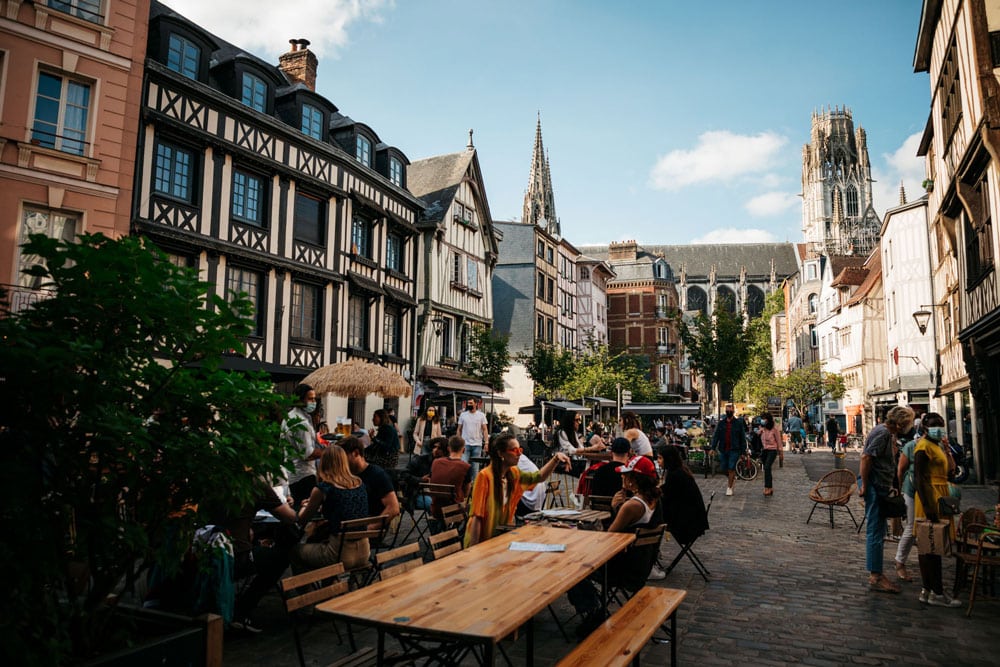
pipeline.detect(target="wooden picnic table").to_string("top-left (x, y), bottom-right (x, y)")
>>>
top-left (316, 524), bottom-right (635, 665)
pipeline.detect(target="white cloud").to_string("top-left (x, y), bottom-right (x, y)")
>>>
top-left (689, 228), bottom-right (778, 244)
top-left (649, 131), bottom-right (788, 190)
top-left (871, 131), bottom-right (925, 217)
top-left (745, 191), bottom-right (800, 217)
top-left (161, 0), bottom-right (391, 58)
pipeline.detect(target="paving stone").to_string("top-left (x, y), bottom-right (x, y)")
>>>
top-left (223, 451), bottom-right (999, 665)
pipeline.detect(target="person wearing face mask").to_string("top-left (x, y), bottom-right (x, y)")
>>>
top-left (711, 403), bottom-right (746, 496)
top-left (912, 412), bottom-right (962, 607)
top-left (758, 413), bottom-right (783, 496)
top-left (281, 383), bottom-right (321, 510)
top-left (892, 422), bottom-right (920, 583)
top-left (412, 406), bottom-right (442, 455)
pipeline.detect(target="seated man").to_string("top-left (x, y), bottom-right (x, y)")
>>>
top-left (341, 435), bottom-right (400, 524)
top-left (516, 452), bottom-right (547, 516)
top-left (428, 435), bottom-right (472, 527)
top-left (588, 437), bottom-right (632, 498)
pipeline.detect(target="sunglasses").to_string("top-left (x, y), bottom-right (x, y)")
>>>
top-left (508, 445), bottom-right (523, 454)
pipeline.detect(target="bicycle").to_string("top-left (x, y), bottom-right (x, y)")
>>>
top-left (735, 446), bottom-right (760, 481)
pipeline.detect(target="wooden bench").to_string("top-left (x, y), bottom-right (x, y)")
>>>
top-left (556, 587), bottom-right (687, 667)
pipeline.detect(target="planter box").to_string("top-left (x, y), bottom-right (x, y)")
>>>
top-left (82, 607), bottom-right (222, 667)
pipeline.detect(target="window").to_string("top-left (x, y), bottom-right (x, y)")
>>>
top-left (466, 259), bottom-right (478, 291)
top-left (290, 282), bottom-right (321, 342)
top-left (301, 104), bottom-right (323, 140)
top-left (580, 267), bottom-right (589, 280)
top-left (385, 232), bottom-right (402, 272)
top-left (452, 253), bottom-right (462, 284)
top-left (809, 324), bottom-right (817, 348)
top-left (964, 170), bottom-right (994, 284)
top-left (441, 318), bottom-right (453, 358)
top-left (166, 34), bottom-right (200, 79)
top-left (537, 240), bottom-right (545, 258)
top-left (347, 294), bottom-right (368, 350)
top-left (350, 214), bottom-right (372, 258)
top-left (32, 72), bottom-right (90, 155)
top-left (546, 246), bottom-right (554, 264)
top-left (294, 192), bottom-right (324, 246)
top-left (546, 278), bottom-right (554, 304)
top-left (48, 0), bottom-right (102, 23)
top-left (17, 207), bottom-right (78, 288)
top-left (807, 293), bottom-right (818, 315)
top-left (537, 272), bottom-right (545, 298)
top-left (546, 318), bottom-right (554, 343)
top-left (940, 37), bottom-right (963, 143)
top-left (227, 266), bottom-right (263, 336)
top-left (460, 324), bottom-right (470, 363)
top-left (231, 169), bottom-right (264, 226)
top-left (389, 157), bottom-right (403, 187)
top-left (659, 364), bottom-right (670, 386)
top-left (356, 135), bottom-right (371, 167)
top-left (383, 305), bottom-right (401, 356)
top-left (845, 185), bottom-right (859, 217)
top-left (806, 263), bottom-right (817, 280)
top-left (537, 315), bottom-right (544, 339)
top-left (154, 140), bottom-right (195, 202)
top-left (241, 73), bottom-right (267, 112)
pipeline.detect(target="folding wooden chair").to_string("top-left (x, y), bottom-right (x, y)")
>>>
top-left (662, 491), bottom-right (714, 582)
top-left (428, 528), bottom-right (463, 560)
top-left (439, 502), bottom-right (467, 533)
top-left (373, 542), bottom-right (424, 581)
top-left (278, 563), bottom-right (357, 667)
top-left (545, 479), bottom-right (565, 508)
top-left (586, 495), bottom-right (613, 512)
top-left (607, 524), bottom-right (668, 606)
top-left (336, 515), bottom-right (390, 588)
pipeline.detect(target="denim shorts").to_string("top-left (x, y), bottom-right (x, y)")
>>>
top-left (717, 449), bottom-right (739, 472)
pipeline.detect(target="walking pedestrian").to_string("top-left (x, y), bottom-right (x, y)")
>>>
top-left (711, 403), bottom-right (746, 496)
top-left (826, 415), bottom-right (840, 452)
top-left (759, 413), bottom-right (783, 496)
top-left (893, 428), bottom-right (918, 582)
top-left (785, 410), bottom-right (803, 453)
top-left (858, 405), bottom-right (914, 593)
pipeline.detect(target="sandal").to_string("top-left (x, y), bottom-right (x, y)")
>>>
top-left (868, 576), bottom-right (900, 594)
top-left (894, 562), bottom-right (913, 582)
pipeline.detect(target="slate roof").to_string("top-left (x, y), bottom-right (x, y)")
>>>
top-left (577, 242), bottom-right (798, 280)
top-left (494, 221), bottom-right (541, 264)
top-left (406, 151), bottom-right (473, 224)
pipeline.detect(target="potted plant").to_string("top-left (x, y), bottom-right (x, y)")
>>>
top-left (0, 233), bottom-right (293, 665)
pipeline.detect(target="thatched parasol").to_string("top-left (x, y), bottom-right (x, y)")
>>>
top-left (301, 359), bottom-right (412, 398)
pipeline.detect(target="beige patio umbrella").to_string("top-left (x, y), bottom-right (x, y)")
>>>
top-left (301, 359), bottom-right (412, 398)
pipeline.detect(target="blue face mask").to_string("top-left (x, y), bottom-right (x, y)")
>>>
top-left (926, 426), bottom-right (945, 441)
top-left (304, 402), bottom-right (317, 414)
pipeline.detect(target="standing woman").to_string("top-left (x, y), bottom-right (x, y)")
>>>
top-left (281, 383), bottom-right (321, 510)
top-left (913, 412), bottom-right (962, 607)
top-left (412, 406), bottom-right (442, 455)
top-left (465, 433), bottom-right (570, 547)
top-left (292, 444), bottom-right (371, 571)
top-left (759, 413), bottom-right (784, 496)
top-left (893, 429), bottom-right (919, 582)
top-left (621, 411), bottom-right (653, 457)
top-left (366, 409), bottom-right (400, 472)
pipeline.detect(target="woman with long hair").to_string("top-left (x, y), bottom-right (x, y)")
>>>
top-left (620, 411), bottom-right (653, 457)
top-left (412, 405), bottom-right (442, 455)
top-left (464, 433), bottom-right (570, 547)
top-left (758, 412), bottom-right (784, 496)
top-left (366, 408), bottom-right (400, 471)
top-left (657, 445), bottom-right (708, 546)
top-left (292, 442), bottom-right (371, 571)
top-left (557, 414), bottom-right (605, 458)
top-left (913, 412), bottom-right (962, 607)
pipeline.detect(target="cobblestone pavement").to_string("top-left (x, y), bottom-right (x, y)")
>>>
top-left (225, 451), bottom-right (999, 666)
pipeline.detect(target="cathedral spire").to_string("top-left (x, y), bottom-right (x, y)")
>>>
top-left (523, 114), bottom-right (560, 236)
top-left (898, 180), bottom-right (907, 205)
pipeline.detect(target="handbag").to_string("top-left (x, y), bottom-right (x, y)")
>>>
top-left (878, 489), bottom-right (907, 518)
top-left (938, 495), bottom-right (961, 517)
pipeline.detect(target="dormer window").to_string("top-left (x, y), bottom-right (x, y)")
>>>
top-left (301, 104), bottom-right (323, 140)
top-left (167, 34), bottom-right (200, 80)
top-left (356, 135), bottom-right (371, 167)
top-left (241, 73), bottom-right (267, 112)
top-left (389, 157), bottom-right (403, 187)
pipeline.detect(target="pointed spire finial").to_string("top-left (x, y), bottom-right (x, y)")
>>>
top-left (898, 180), bottom-right (906, 205)
top-left (467, 128), bottom-right (474, 150)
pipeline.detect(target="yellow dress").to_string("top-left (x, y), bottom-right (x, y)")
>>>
top-left (913, 436), bottom-right (950, 520)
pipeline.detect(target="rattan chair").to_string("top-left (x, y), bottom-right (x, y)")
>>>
top-left (806, 469), bottom-right (858, 529)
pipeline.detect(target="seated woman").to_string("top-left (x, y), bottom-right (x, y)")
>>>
top-left (568, 455), bottom-right (663, 637)
top-left (464, 433), bottom-right (570, 547)
top-left (657, 445), bottom-right (709, 545)
top-left (292, 444), bottom-right (371, 571)
top-left (400, 436), bottom-right (448, 510)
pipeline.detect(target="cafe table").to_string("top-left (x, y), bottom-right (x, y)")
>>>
top-left (316, 524), bottom-right (635, 665)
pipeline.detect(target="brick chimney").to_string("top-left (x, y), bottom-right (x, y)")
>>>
top-left (278, 39), bottom-right (318, 91)
top-left (608, 239), bottom-right (638, 262)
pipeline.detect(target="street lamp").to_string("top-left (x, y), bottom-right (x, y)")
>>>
top-left (430, 316), bottom-right (445, 336)
top-left (912, 308), bottom-right (932, 335)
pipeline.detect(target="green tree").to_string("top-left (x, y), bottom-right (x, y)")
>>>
top-left (518, 342), bottom-right (576, 398)
top-left (734, 289), bottom-right (785, 408)
top-left (0, 233), bottom-right (293, 663)
top-left (675, 298), bottom-right (752, 412)
top-left (776, 361), bottom-right (847, 415)
top-left (560, 341), bottom-right (658, 403)
top-left (464, 324), bottom-right (510, 392)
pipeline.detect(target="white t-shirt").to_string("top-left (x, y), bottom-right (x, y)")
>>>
top-left (517, 454), bottom-right (546, 511)
top-left (458, 409), bottom-right (487, 447)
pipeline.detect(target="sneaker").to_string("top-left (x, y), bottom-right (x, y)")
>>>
top-left (918, 589), bottom-right (929, 604)
top-left (230, 617), bottom-right (263, 634)
top-left (725, 487), bottom-right (733, 496)
top-left (927, 592), bottom-right (962, 608)
top-left (647, 565), bottom-right (666, 581)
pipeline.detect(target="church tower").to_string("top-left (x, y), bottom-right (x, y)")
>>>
top-left (522, 114), bottom-right (560, 237)
top-left (801, 107), bottom-right (880, 257)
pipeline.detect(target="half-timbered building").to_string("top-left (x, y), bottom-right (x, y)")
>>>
top-left (136, 2), bottom-right (423, 422)
top-left (407, 135), bottom-right (498, 419)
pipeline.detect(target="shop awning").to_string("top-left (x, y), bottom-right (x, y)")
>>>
top-left (418, 365), bottom-right (494, 395)
top-left (621, 402), bottom-right (702, 416)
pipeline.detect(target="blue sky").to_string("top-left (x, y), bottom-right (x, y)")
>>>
top-left (165, 0), bottom-right (930, 246)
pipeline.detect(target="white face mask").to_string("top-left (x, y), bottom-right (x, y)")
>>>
top-left (304, 402), bottom-right (316, 414)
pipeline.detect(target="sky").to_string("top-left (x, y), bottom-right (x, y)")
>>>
top-left (162, 0), bottom-right (931, 246)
